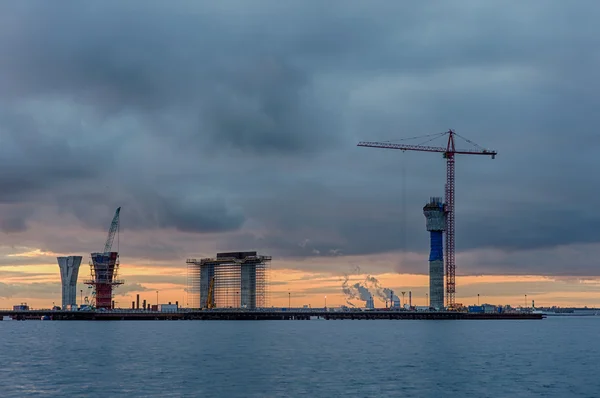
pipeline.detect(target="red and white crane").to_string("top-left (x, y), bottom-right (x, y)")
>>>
top-left (358, 130), bottom-right (497, 308)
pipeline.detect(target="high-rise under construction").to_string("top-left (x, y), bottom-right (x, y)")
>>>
top-left (423, 197), bottom-right (446, 310)
top-left (186, 251), bottom-right (270, 309)
top-left (57, 256), bottom-right (83, 309)
top-left (84, 207), bottom-right (123, 310)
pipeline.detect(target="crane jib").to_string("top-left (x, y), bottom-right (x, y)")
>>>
top-left (103, 207), bottom-right (121, 253)
top-left (357, 142), bottom-right (496, 157)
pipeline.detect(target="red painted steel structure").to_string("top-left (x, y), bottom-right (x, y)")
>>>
top-left (86, 252), bottom-right (123, 309)
top-left (358, 130), bottom-right (496, 308)
top-left (85, 207), bottom-right (123, 310)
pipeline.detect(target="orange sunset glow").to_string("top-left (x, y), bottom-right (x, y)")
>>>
top-left (2, 245), bottom-right (600, 309)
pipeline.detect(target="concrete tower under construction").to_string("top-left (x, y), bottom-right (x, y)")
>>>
top-left (423, 197), bottom-right (446, 310)
top-left (84, 207), bottom-right (123, 310)
top-left (57, 256), bottom-right (83, 309)
top-left (86, 252), bottom-right (123, 309)
top-left (186, 251), bottom-right (271, 309)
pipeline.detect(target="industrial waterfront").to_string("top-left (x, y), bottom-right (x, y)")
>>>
top-left (37, 164), bottom-right (568, 319)
top-left (41, 132), bottom-right (511, 319)
top-left (21, 130), bottom-right (587, 318)
top-left (3, 4), bottom-right (599, 397)
top-left (0, 308), bottom-right (545, 321)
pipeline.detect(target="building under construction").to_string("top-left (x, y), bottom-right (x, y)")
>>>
top-left (186, 251), bottom-right (271, 310)
top-left (84, 207), bottom-right (123, 310)
top-left (423, 197), bottom-right (446, 310)
top-left (57, 255), bottom-right (83, 309)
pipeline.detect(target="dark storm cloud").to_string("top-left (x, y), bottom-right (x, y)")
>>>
top-left (1, 212), bottom-right (29, 234)
top-left (460, 205), bottom-right (600, 251)
top-left (0, 2), bottom-right (340, 155)
top-left (0, 2), bottom-right (599, 276)
top-left (0, 110), bottom-right (105, 202)
top-left (54, 189), bottom-right (245, 234)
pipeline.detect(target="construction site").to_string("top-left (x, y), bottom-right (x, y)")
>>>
top-left (84, 207), bottom-right (124, 310)
top-left (186, 252), bottom-right (271, 310)
top-left (53, 205), bottom-right (273, 313)
top-left (10, 128), bottom-right (547, 321)
top-left (55, 207), bottom-right (124, 311)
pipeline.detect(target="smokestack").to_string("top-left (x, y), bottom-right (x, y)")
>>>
top-left (131, 301), bottom-right (135, 309)
top-left (136, 294), bottom-right (140, 309)
top-left (409, 291), bottom-right (412, 307)
top-left (112, 300), bottom-right (115, 309)
top-left (143, 299), bottom-right (147, 310)
top-left (176, 301), bottom-right (179, 307)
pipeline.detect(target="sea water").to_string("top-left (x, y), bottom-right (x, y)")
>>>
top-left (0, 317), bottom-right (598, 397)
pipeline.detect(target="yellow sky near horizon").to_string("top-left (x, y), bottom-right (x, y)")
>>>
top-left (2, 255), bottom-right (600, 309)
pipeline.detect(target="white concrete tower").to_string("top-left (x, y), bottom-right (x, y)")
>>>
top-left (57, 256), bottom-right (83, 309)
top-left (423, 197), bottom-right (446, 310)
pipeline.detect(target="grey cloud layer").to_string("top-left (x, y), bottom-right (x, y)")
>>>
top-left (1, 2), bottom-right (599, 275)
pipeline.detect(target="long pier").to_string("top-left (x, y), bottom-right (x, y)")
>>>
top-left (0, 309), bottom-right (544, 321)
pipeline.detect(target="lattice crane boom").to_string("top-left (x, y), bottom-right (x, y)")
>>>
top-left (357, 141), bottom-right (496, 157)
top-left (358, 129), bottom-right (496, 308)
top-left (103, 207), bottom-right (121, 253)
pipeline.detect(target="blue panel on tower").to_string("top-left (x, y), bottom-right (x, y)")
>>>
top-left (429, 231), bottom-right (444, 261)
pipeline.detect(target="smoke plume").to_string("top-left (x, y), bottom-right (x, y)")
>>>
top-left (341, 274), bottom-right (358, 300)
top-left (364, 275), bottom-right (400, 303)
top-left (341, 273), bottom-right (372, 304)
top-left (364, 275), bottom-right (385, 301)
top-left (382, 288), bottom-right (400, 303)
top-left (353, 282), bottom-right (372, 301)
top-left (341, 269), bottom-right (399, 306)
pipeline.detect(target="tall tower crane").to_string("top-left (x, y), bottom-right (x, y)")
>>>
top-left (358, 130), bottom-right (497, 308)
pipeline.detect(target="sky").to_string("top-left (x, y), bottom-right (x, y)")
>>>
top-left (1, 1), bottom-right (600, 309)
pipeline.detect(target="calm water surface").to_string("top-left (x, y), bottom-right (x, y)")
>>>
top-left (0, 317), bottom-right (598, 397)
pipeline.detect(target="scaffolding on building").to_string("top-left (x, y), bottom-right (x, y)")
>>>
top-left (186, 251), bottom-right (271, 309)
top-left (84, 252), bottom-right (124, 309)
top-left (186, 258), bottom-right (201, 308)
top-left (84, 207), bottom-right (123, 310)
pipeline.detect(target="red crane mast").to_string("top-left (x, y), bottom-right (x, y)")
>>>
top-left (358, 130), bottom-right (497, 308)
